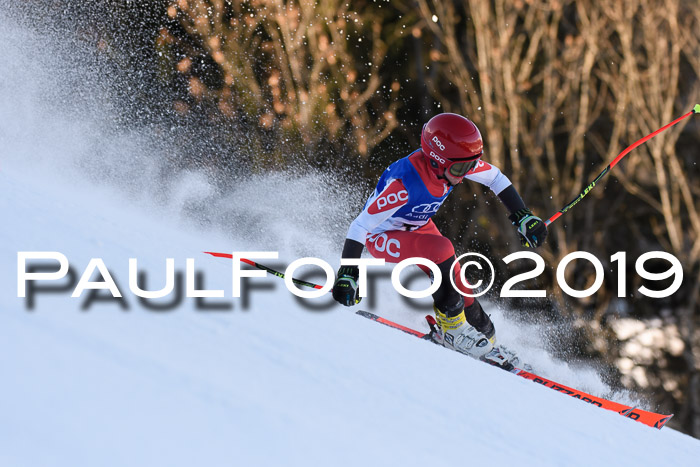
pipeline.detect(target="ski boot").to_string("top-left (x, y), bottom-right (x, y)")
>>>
top-left (428, 299), bottom-right (523, 371)
top-left (431, 304), bottom-right (495, 359)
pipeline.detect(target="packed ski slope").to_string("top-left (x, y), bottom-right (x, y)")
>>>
top-left (3, 158), bottom-right (700, 467)
top-left (2, 9), bottom-right (700, 467)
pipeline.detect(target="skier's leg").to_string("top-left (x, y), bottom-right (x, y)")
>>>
top-left (430, 256), bottom-right (524, 366)
top-left (365, 222), bottom-right (497, 358)
top-left (431, 256), bottom-right (495, 339)
top-left (365, 225), bottom-right (521, 367)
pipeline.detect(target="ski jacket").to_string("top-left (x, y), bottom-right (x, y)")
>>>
top-left (346, 150), bottom-right (512, 245)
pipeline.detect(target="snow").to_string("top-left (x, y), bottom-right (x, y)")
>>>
top-left (2, 167), bottom-right (700, 466)
top-left (2, 9), bottom-right (700, 467)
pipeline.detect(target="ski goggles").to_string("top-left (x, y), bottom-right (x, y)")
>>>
top-left (446, 154), bottom-right (481, 177)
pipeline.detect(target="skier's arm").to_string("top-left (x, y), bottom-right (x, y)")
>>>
top-left (497, 184), bottom-right (548, 247)
top-left (496, 184), bottom-right (526, 214)
top-left (333, 179), bottom-right (409, 306)
top-left (463, 160), bottom-right (512, 196)
top-left (340, 238), bottom-right (364, 259)
top-left (332, 237), bottom-right (365, 306)
top-left (465, 161), bottom-right (547, 248)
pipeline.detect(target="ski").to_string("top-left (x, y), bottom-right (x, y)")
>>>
top-left (355, 310), bottom-right (673, 430)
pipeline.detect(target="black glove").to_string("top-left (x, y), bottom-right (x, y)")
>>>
top-left (509, 208), bottom-right (548, 248)
top-left (332, 265), bottom-right (361, 307)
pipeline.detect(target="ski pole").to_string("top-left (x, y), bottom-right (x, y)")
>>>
top-left (204, 251), bottom-right (327, 290)
top-left (545, 104), bottom-right (700, 226)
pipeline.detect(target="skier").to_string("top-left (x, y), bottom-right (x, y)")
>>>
top-left (332, 113), bottom-right (547, 367)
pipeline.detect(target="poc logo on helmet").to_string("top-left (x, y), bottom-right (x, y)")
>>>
top-left (432, 136), bottom-right (445, 151)
top-left (429, 151), bottom-right (445, 165)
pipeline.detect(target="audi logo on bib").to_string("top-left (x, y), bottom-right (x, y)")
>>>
top-left (412, 202), bottom-right (442, 214)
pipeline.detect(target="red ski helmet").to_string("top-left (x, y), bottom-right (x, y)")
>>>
top-left (420, 113), bottom-right (483, 177)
